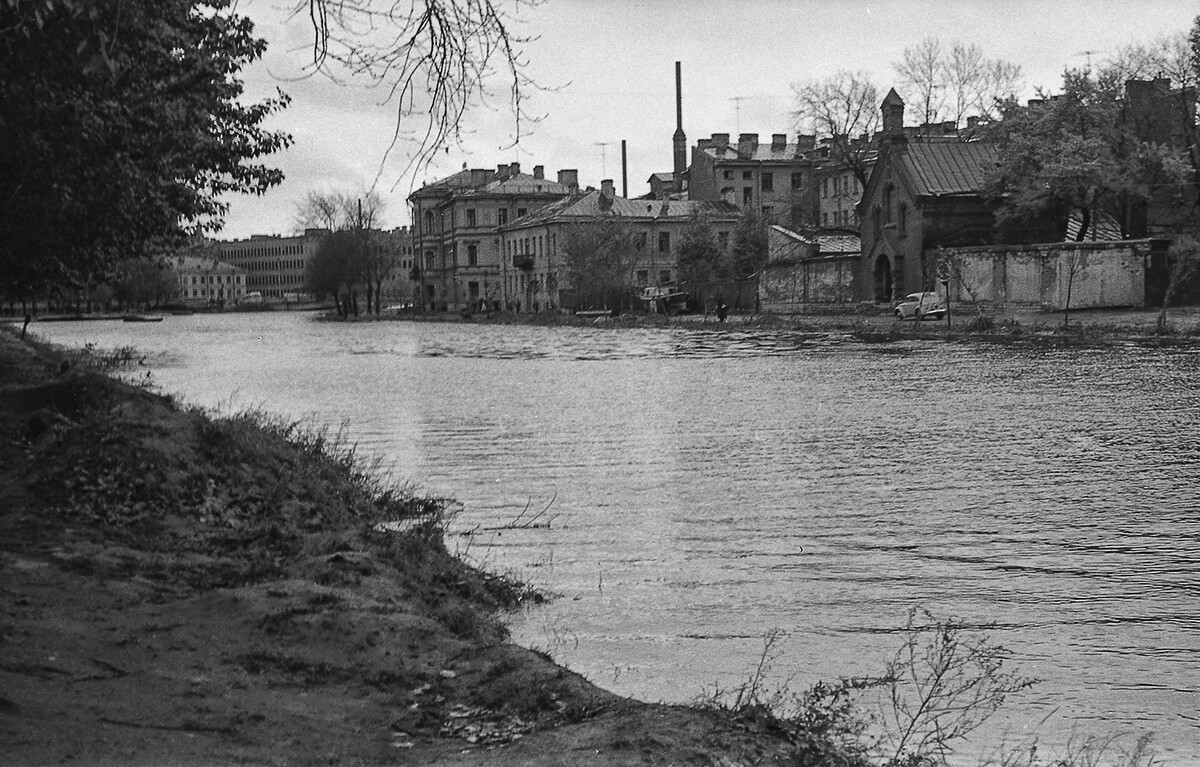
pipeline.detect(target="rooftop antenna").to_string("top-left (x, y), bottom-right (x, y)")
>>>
top-left (595, 142), bottom-right (612, 178)
top-left (729, 97), bottom-right (748, 134)
top-left (1074, 50), bottom-right (1100, 71)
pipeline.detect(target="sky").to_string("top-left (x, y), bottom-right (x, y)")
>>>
top-left (218, 0), bottom-right (1200, 239)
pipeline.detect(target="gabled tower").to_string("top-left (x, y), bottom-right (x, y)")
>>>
top-left (881, 88), bottom-right (905, 134)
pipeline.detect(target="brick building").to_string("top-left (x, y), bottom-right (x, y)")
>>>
top-left (687, 132), bottom-right (817, 226)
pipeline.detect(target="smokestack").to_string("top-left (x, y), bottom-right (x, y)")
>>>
top-left (673, 61), bottom-right (686, 194)
top-left (621, 140), bottom-right (628, 198)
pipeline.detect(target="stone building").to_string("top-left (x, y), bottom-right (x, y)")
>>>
top-left (687, 132), bottom-right (817, 226)
top-left (171, 254), bottom-right (247, 306)
top-left (408, 163), bottom-right (578, 311)
top-left (498, 180), bottom-right (741, 311)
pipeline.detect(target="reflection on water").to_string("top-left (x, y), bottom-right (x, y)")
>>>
top-left (34, 313), bottom-right (1200, 762)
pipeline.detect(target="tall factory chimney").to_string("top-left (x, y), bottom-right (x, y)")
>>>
top-left (673, 61), bottom-right (686, 194)
top-left (621, 140), bottom-right (628, 198)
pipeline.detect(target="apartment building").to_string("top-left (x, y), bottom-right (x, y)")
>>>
top-left (499, 180), bottom-right (741, 310)
top-left (409, 163), bottom-right (578, 311)
top-left (687, 132), bottom-right (817, 226)
top-left (171, 254), bottom-right (247, 306)
top-left (214, 229), bottom-right (326, 300)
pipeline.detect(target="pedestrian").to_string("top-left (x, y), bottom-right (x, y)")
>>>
top-left (716, 300), bottom-right (728, 323)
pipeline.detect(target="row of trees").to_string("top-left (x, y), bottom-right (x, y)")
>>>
top-left (561, 210), bottom-right (769, 311)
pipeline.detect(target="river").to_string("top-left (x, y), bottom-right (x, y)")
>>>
top-left (32, 312), bottom-right (1200, 764)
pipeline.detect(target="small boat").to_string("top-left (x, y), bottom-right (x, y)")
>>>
top-left (122, 314), bottom-right (164, 323)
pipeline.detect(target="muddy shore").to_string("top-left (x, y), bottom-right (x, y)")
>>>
top-left (0, 327), bottom-right (829, 766)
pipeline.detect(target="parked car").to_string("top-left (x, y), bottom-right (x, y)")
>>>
top-left (894, 291), bottom-right (946, 320)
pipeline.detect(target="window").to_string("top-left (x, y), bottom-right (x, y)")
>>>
top-left (791, 172), bottom-right (803, 191)
top-left (467, 243), bottom-right (478, 266)
top-left (723, 170), bottom-right (732, 180)
top-left (635, 231), bottom-right (647, 250)
top-left (761, 172), bottom-right (773, 192)
top-left (658, 232), bottom-right (670, 252)
top-left (898, 203), bottom-right (908, 237)
top-left (823, 212), bottom-right (829, 226)
top-left (468, 281), bottom-right (480, 298)
top-left (742, 170), bottom-right (752, 180)
top-left (637, 270), bottom-right (649, 285)
top-left (743, 187), bottom-right (753, 205)
top-left (498, 208), bottom-right (508, 226)
top-left (873, 206), bottom-right (881, 237)
top-left (762, 205), bottom-right (774, 219)
top-left (466, 208), bottom-right (476, 227)
top-left (517, 207), bottom-right (527, 218)
top-left (659, 269), bottom-right (671, 284)
top-left (884, 184), bottom-right (894, 224)
top-left (717, 231), bottom-right (729, 247)
top-left (822, 179), bottom-right (829, 197)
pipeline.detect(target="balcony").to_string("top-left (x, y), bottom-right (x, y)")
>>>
top-left (513, 254), bottom-right (534, 270)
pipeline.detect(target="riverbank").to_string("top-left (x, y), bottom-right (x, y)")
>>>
top-left (0, 327), bottom-right (824, 766)
top-left (319, 304), bottom-right (1200, 343)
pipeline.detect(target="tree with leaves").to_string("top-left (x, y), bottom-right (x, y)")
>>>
top-left (675, 213), bottom-right (727, 307)
top-left (562, 218), bottom-right (637, 310)
top-left (729, 208), bottom-right (769, 281)
top-left (0, 0), bottom-right (291, 304)
top-left (983, 68), bottom-right (1191, 244)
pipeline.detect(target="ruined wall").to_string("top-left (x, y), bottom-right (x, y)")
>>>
top-left (942, 241), bottom-right (1150, 310)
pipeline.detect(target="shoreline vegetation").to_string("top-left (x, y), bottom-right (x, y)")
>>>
top-left (0, 325), bottom-right (1167, 766)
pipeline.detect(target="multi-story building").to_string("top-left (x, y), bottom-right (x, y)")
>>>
top-left (687, 132), bottom-right (817, 226)
top-left (409, 162), bottom-right (578, 311)
top-left (214, 229), bottom-right (327, 300)
top-left (499, 179), bottom-right (741, 310)
top-left (170, 254), bottom-right (247, 306)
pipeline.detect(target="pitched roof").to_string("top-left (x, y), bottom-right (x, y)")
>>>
top-left (416, 169), bottom-right (573, 197)
top-left (701, 141), bottom-right (808, 163)
top-left (899, 142), bottom-right (998, 196)
top-left (506, 190), bottom-right (740, 228)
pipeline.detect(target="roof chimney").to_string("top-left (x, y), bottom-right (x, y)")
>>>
top-left (738, 133), bottom-right (759, 156)
top-left (509, 162), bottom-right (521, 176)
top-left (600, 179), bottom-right (615, 199)
top-left (557, 169), bottom-right (579, 189)
top-left (533, 165), bottom-right (544, 180)
top-left (711, 133), bottom-right (730, 150)
top-left (771, 134), bottom-right (787, 151)
top-left (496, 164), bottom-right (509, 179)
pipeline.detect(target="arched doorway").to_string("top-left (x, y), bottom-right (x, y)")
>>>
top-left (873, 254), bottom-right (893, 303)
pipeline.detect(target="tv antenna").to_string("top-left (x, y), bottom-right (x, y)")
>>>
top-left (1074, 49), bottom-right (1100, 71)
top-left (595, 142), bottom-right (612, 177)
top-left (729, 97), bottom-right (749, 133)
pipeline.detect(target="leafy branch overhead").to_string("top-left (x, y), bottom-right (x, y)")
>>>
top-left (297, 0), bottom-right (542, 181)
top-left (1, 0), bottom-right (292, 294)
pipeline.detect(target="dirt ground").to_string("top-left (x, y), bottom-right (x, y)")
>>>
top-left (0, 328), bottom-right (820, 766)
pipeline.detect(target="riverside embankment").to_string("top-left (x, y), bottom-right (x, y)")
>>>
top-left (0, 327), bottom-right (822, 766)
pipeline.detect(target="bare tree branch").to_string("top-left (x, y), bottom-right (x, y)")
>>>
top-left (791, 70), bottom-right (879, 188)
top-left (293, 0), bottom-right (541, 188)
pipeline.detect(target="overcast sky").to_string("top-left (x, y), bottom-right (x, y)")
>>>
top-left (219, 0), bottom-right (1199, 239)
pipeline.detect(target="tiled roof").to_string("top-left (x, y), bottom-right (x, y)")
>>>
top-left (702, 143), bottom-right (807, 163)
top-left (815, 232), bottom-right (861, 254)
top-left (1065, 210), bottom-right (1124, 241)
top-left (507, 190), bottom-right (740, 228)
top-left (649, 172), bottom-right (675, 183)
top-left (899, 142), bottom-right (998, 196)
top-left (480, 173), bottom-right (573, 195)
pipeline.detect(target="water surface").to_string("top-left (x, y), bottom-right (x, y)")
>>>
top-left (34, 313), bottom-right (1200, 763)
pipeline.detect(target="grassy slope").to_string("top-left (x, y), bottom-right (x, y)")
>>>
top-left (0, 328), bottom-right (813, 767)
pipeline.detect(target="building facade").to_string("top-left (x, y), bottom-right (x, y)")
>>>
top-left (213, 229), bottom-right (327, 300)
top-left (171, 254), bottom-right (247, 306)
top-left (687, 132), bottom-right (817, 226)
top-left (408, 163), bottom-right (578, 311)
top-left (499, 180), bottom-right (741, 311)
